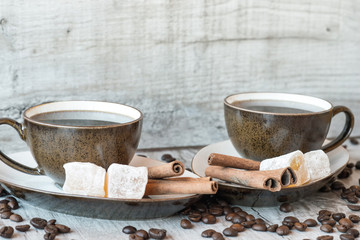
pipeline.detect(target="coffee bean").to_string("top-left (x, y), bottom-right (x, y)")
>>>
top-left (10, 213), bottom-right (23, 222)
top-left (44, 224), bottom-right (58, 235)
top-left (304, 218), bottom-right (318, 227)
top-left (279, 203), bottom-right (292, 212)
top-left (129, 234), bottom-right (143, 240)
top-left (347, 228), bottom-right (359, 238)
top-left (282, 220), bottom-right (294, 229)
top-left (202, 214), bottom-right (216, 224)
top-left (355, 190), bottom-right (360, 198)
top-left (30, 217), bottom-right (48, 229)
top-left (347, 204), bottom-right (360, 211)
top-left (5, 197), bottom-right (16, 203)
top-left (123, 226), bottom-right (137, 234)
top-left (241, 220), bottom-right (255, 228)
top-left (347, 163), bottom-right (355, 168)
top-left (47, 219), bottom-right (56, 225)
top-left (188, 213), bottom-right (202, 222)
top-left (245, 214), bottom-right (255, 221)
top-left (331, 181), bottom-right (345, 190)
top-left (319, 185), bottom-right (332, 192)
top-left (201, 229), bottom-right (215, 238)
top-left (332, 212), bottom-right (346, 221)
top-left (44, 233), bottom-right (56, 240)
top-left (231, 215), bottom-right (246, 224)
top-left (0, 211), bottom-right (12, 219)
top-left (148, 228), bottom-right (166, 239)
top-left (211, 232), bottom-right (224, 240)
top-left (222, 227), bottom-right (237, 236)
top-left (180, 219), bottom-right (192, 229)
top-left (276, 225), bottom-right (290, 236)
top-left (231, 207), bottom-right (242, 213)
top-left (225, 213), bottom-right (238, 221)
top-left (340, 233), bottom-right (355, 240)
top-left (135, 230), bottom-right (149, 239)
top-left (230, 223), bottom-right (245, 232)
top-left (320, 224), bottom-right (333, 233)
top-left (251, 223), bottom-right (267, 231)
top-left (0, 226), bottom-right (14, 238)
top-left (283, 216), bottom-right (299, 223)
top-left (193, 203), bottom-right (207, 213)
top-left (350, 138), bottom-right (359, 145)
top-left (319, 209), bottom-right (332, 216)
top-left (0, 203), bottom-right (11, 213)
top-left (339, 218), bottom-right (354, 228)
top-left (349, 214), bottom-right (360, 223)
top-left (339, 168), bottom-right (352, 179)
top-left (237, 211), bottom-right (248, 218)
top-left (161, 154), bottom-right (176, 162)
top-left (294, 222), bottom-right (307, 231)
top-left (15, 224), bottom-right (30, 232)
top-left (222, 207), bottom-right (232, 215)
top-left (317, 236), bottom-right (333, 240)
top-left (0, 200), bottom-right (9, 204)
top-left (55, 224), bottom-right (71, 233)
top-left (355, 161), bottom-right (360, 169)
top-left (321, 219), bottom-right (336, 227)
top-left (347, 196), bottom-right (358, 204)
top-left (318, 214), bottom-right (331, 222)
top-left (208, 207), bottom-right (223, 216)
top-left (337, 224), bottom-right (350, 232)
top-left (267, 224), bottom-right (278, 232)
top-left (254, 218), bottom-right (265, 224)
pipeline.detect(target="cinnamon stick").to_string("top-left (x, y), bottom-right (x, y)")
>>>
top-left (205, 166), bottom-right (297, 192)
top-left (208, 153), bottom-right (260, 170)
top-left (145, 179), bottom-right (218, 195)
top-left (147, 160), bottom-right (185, 179)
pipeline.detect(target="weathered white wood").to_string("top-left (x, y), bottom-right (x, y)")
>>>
top-left (0, 139), bottom-right (360, 239)
top-left (0, 0), bottom-right (359, 149)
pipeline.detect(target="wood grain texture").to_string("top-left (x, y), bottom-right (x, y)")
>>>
top-left (0, 0), bottom-right (359, 149)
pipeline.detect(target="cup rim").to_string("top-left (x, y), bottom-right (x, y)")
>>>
top-left (23, 101), bottom-right (143, 129)
top-left (224, 92), bottom-right (333, 116)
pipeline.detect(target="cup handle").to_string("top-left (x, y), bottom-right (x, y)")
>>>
top-left (321, 106), bottom-right (355, 153)
top-left (0, 118), bottom-right (44, 175)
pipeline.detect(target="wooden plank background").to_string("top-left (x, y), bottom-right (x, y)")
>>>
top-left (0, 0), bottom-right (359, 151)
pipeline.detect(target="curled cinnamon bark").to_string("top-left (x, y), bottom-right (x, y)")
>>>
top-left (208, 153), bottom-right (260, 170)
top-left (147, 160), bottom-right (185, 179)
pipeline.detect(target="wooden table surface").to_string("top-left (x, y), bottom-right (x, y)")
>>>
top-left (1, 139), bottom-right (360, 240)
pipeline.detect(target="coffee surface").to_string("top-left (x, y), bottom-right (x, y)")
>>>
top-left (231, 100), bottom-right (324, 114)
top-left (31, 111), bottom-right (133, 126)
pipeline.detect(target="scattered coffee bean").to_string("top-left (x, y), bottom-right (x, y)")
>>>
top-left (317, 236), bottom-right (333, 240)
top-left (161, 154), bottom-right (176, 162)
top-left (15, 224), bottom-right (30, 232)
top-left (180, 219), bottom-right (192, 229)
top-left (0, 211), bottom-right (12, 219)
top-left (338, 168), bottom-right (352, 179)
top-left (44, 233), bottom-right (56, 240)
top-left (337, 224), bottom-right (349, 233)
top-left (148, 228), bottom-right (166, 239)
top-left (44, 224), bottom-right (58, 235)
top-left (222, 227), bottom-right (237, 236)
top-left (47, 219), bottom-right (56, 225)
top-left (188, 213), bottom-right (202, 222)
top-left (225, 213), bottom-right (238, 221)
top-left (241, 220), bottom-right (255, 228)
top-left (304, 218), bottom-right (318, 227)
top-left (279, 203), bottom-right (292, 212)
top-left (281, 221), bottom-right (294, 229)
top-left (222, 207), bottom-right (232, 215)
top-left (30, 217), bottom-right (48, 229)
top-left (7, 201), bottom-right (18, 210)
top-left (202, 214), bottom-right (216, 224)
top-left (10, 213), bottom-right (23, 222)
top-left (0, 186), bottom-right (9, 196)
top-left (237, 211), bottom-right (248, 218)
top-left (254, 218), bottom-right (265, 224)
top-left (135, 229), bottom-right (149, 239)
top-left (231, 215), bottom-right (246, 224)
top-left (347, 196), bottom-right (358, 204)
top-left (276, 225), bottom-right (290, 236)
top-left (339, 218), bottom-right (354, 228)
top-left (123, 226), bottom-right (137, 234)
top-left (267, 224), bottom-right (278, 232)
top-left (321, 219), bottom-right (336, 227)
top-left (319, 185), bottom-right (332, 192)
top-left (332, 212), bottom-right (346, 221)
top-left (349, 214), bottom-right (360, 223)
top-left (0, 226), bottom-right (14, 238)
top-left (294, 222), bottom-right (307, 231)
top-left (319, 209), bottom-right (332, 216)
top-left (347, 228), bottom-right (360, 238)
top-left (55, 224), bottom-right (71, 233)
top-left (318, 214), bottom-right (331, 222)
top-left (245, 214), bottom-right (255, 221)
top-left (208, 207), bottom-right (223, 216)
top-left (340, 233), bottom-right (355, 240)
top-left (355, 161), bottom-right (360, 169)
top-left (320, 224), bottom-right (333, 233)
top-left (231, 207), bottom-right (242, 213)
top-left (0, 203), bottom-right (11, 213)
top-left (347, 163), bottom-right (355, 169)
top-left (283, 216), bottom-right (299, 223)
top-left (350, 138), bottom-right (359, 145)
top-left (230, 223), bottom-right (245, 232)
top-left (251, 223), bottom-right (267, 231)
top-left (331, 181), bottom-right (345, 190)
top-left (201, 229), bottom-right (215, 238)
top-left (211, 232), bottom-right (224, 240)
top-left (347, 204), bottom-right (360, 211)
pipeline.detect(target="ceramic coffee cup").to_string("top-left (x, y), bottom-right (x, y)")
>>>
top-left (224, 93), bottom-right (354, 161)
top-left (0, 101), bottom-right (143, 185)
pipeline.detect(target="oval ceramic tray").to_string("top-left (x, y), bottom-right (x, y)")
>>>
top-left (192, 140), bottom-right (349, 206)
top-left (0, 151), bottom-right (201, 220)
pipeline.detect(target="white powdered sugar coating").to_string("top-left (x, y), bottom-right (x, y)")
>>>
top-left (63, 162), bottom-right (106, 197)
top-left (304, 150), bottom-right (331, 181)
top-left (259, 150), bottom-right (311, 186)
top-left (107, 164), bottom-right (148, 199)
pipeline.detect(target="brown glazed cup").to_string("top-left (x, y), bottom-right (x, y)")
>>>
top-left (224, 93), bottom-right (354, 161)
top-left (0, 101), bottom-right (143, 185)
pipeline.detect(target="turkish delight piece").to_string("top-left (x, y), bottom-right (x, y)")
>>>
top-left (304, 149), bottom-right (331, 181)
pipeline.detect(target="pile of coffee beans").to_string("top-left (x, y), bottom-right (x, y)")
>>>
top-left (122, 226), bottom-right (167, 239)
top-left (0, 189), bottom-right (71, 240)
